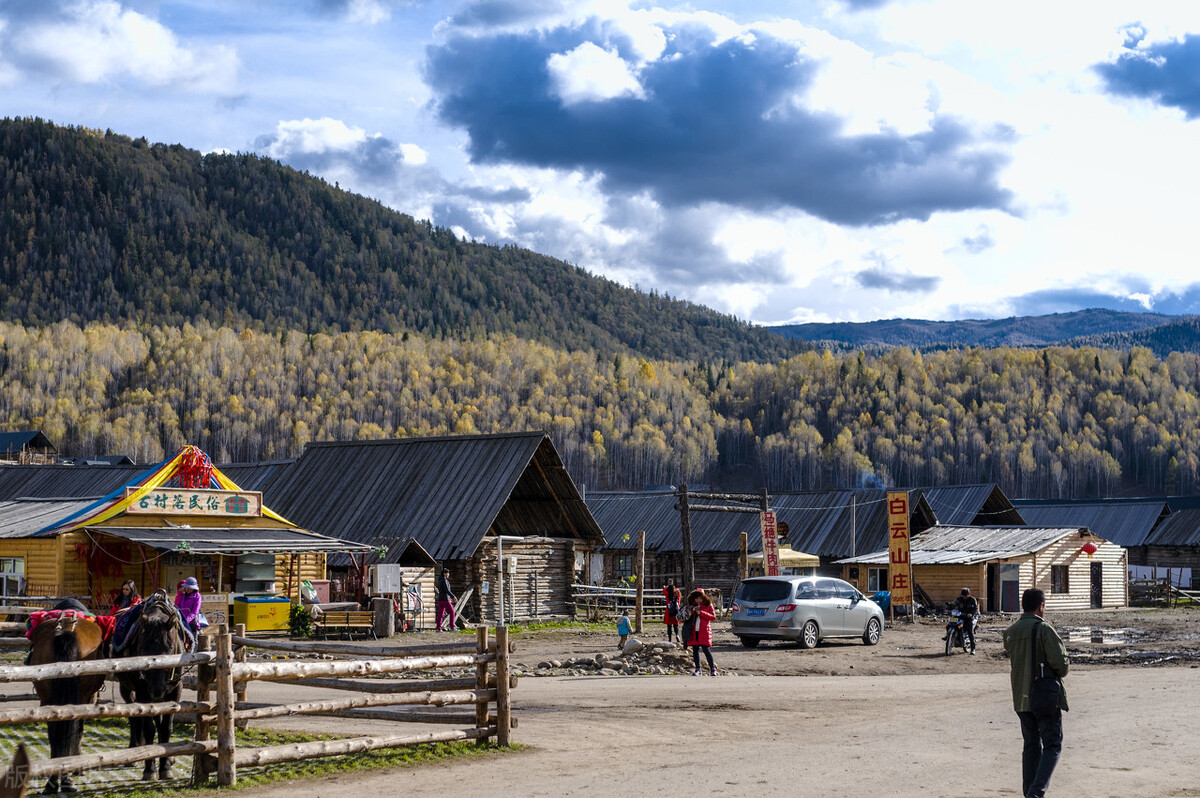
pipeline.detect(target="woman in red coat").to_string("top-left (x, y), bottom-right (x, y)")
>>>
top-left (684, 588), bottom-right (717, 676)
top-left (662, 584), bottom-right (682, 642)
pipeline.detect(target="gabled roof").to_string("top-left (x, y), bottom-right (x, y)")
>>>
top-left (264, 432), bottom-right (604, 565)
top-left (0, 460), bottom-right (293, 501)
top-left (0, 431), bottom-right (56, 455)
top-left (0, 499), bottom-right (95, 538)
top-left (585, 491), bottom-right (761, 554)
top-left (917, 484), bottom-right (1025, 526)
top-left (586, 489), bottom-right (938, 559)
top-left (773, 490), bottom-right (938, 559)
top-left (1143, 508), bottom-right (1200, 546)
top-left (839, 525), bottom-right (1097, 565)
top-left (1011, 498), bottom-right (1168, 547)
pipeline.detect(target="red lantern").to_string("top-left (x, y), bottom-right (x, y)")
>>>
top-left (1081, 542), bottom-right (1098, 558)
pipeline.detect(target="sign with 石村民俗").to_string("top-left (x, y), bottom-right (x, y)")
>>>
top-left (125, 487), bottom-right (263, 517)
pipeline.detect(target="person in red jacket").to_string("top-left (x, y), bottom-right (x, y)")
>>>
top-left (684, 588), bottom-right (717, 676)
top-left (662, 584), bottom-right (682, 642)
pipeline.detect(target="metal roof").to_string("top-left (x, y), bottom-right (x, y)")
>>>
top-left (839, 525), bottom-right (1095, 565)
top-left (585, 489), bottom-right (938, 559)
top-left (91, 525), bottom-right (374, 555)
top-left (0, 431), bottom-right (56, 455)
top-left (585, 491), bottom-right (762, 554)
top-left (0, 460), bottom-right (294, 501)
top-left (0, 499), bottom-right (95, 538)
top-left (917, 484), bottom-right (1025, 526)
top-left (263, 432), bottom-right (604, 565)
top-left (1011, 499), bottom-right (1168, 547)
top-left (1143, 509), bottom-right (1200, 546)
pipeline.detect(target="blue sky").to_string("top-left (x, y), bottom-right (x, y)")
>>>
top-left (4, 0), bottom-right (1200, 324)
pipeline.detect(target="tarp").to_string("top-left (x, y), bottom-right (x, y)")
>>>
top-left (35, 445), bottom-right (293, 535)
top-left (746, 545), bottom-right (820, 568)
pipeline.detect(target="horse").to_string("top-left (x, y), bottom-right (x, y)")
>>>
top-left (114, 591), bottom-right (185, 782)
top-left (27, 600), bottom-right (107, 795)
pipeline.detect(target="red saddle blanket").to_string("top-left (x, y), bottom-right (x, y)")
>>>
top-left (25, 609), bottom-right (117, 641)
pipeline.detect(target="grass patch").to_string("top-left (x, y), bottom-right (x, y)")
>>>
top-left (0, 717), bottom-right (519, 796)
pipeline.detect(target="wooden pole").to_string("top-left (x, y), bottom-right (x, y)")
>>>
top-left (287, 676), bottom-right (479, 694)
top-left (0, 699), bottom-right (213, 725)
top-left (0, 651), bottom-right (214, 683)
top-left (233, 728), bottom-right (493, 768)
top-left (28, 740), bottom-right (215, 779)
top-left (230, 635), bottom-right (482, 658)
top-left (495, 625), bottom-right (511, 746)
top-left (475, 625), bottom-right (489, 742)
top-left (679, 484), bottom-right (695, 590)
top-left (192, 634), bottom-right (214, 785)
top-left (232, 653), bottom-right (488, 682)
top-left (215, 624), bottom-right (236, 787)
top-left (739, 532), bottom-right (748, 583)
top-left (234, 623), bottom-right (248, 730)
top-left (233, 690), bottom-right (492, 721)
top-left (635, 531), bottom-right (645, 634)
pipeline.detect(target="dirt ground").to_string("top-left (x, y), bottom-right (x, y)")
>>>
top-left (223, 606), bottom-right (1200, 798)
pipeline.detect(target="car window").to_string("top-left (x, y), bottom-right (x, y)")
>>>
top-left (815, 579), bottom-right (840, 599)
top-left (832, 581), bottom-right (859, 600)
top-left (736, 580), bottom-right (792, 602)
top-left (794, 582), bottom-right (817, 600)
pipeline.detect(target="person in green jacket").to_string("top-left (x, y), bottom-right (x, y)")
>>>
top-left (1002, 588), bottom-right (1069, 798)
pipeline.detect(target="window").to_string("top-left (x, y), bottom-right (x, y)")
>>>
top-left (1051, 565), bottom-right (1069, 594)
top-left (867, 568), bottom-right (889, 592)
top-left (736, 580), bottom-right (793, 602)
top-left (0, 557), bottom-right (23, 597)
top-left (614, 555), bottom-right (633, 581)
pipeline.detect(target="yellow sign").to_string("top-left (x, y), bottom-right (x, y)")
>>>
top-left (886, 490), bottom-right (913, 606)
top-left (125, 487), bottom-right (263, 517)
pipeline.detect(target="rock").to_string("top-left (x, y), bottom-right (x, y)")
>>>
top-left (537, 661), bottom-right (551, 670)
top-left (550, 659), bottom-right (562, 668)
top-left (594, 653), bottom-right (608, 665)
top-left (599, 668), bottom-right (619, 676)
top-left (621, 639), bottom-right (645, 656)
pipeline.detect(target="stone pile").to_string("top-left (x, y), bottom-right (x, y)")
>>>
top-left (517, 638), bottom-right (714, 677)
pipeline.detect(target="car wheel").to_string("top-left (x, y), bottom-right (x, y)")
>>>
top-left (739, 636), bottom-right (761, 649)
top-left (798, 620), bottom-right (819, 649)
top-left (862, 617), bottom-right (881, 646)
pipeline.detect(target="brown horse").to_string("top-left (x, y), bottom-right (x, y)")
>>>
top-left (27, 604), bottom-right (107, 795)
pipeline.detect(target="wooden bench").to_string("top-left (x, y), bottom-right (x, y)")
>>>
top-left (313, 610), bottom-right (377, 640)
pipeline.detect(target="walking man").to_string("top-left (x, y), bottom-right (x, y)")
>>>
top-left (1002, 588), bottom-right (1069, 798)
top-left (435, 565), bottom-right (457, 631)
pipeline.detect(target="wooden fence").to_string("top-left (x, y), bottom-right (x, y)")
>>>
top-left (0, 622), bottom-right (514, 789)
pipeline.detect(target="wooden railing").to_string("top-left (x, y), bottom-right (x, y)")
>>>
top-left (0, 623), bottom-right (515, 789)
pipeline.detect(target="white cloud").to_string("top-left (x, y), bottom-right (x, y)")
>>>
top-left (15, 1), bottom-right (238, 91)
top-left (260, 117), bottom-right (371, 157)
top-left (399, 143), bottom-right (428, 165)
top-left (547, 42), bottom-right (645, 104)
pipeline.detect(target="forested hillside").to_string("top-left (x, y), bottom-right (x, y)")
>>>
top-left (771, 309), bottom-right (1176, 349)
top-left (0, 117), bottom-right (797, 363)
top-left (3, 320), bottom-right (1198, 499)
top-left (1066, 316), bottom-right (1200, 358)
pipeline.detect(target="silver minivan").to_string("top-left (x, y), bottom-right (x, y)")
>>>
top-left (730, 576), bottom-right (884, 649)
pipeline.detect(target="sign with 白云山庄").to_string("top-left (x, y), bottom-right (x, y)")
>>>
top-left (886, 490), bottom-right (913, 606)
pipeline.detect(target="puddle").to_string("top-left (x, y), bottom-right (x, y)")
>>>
top-left (1057, 626), bottom-right (1145, 645)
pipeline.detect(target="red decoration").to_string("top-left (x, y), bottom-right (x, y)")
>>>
top-left (177, 447), bottom-right (214, 489)
top-left (1081, 542), bottom-right (1098, 557)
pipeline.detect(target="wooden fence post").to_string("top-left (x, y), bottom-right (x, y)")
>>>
top-left (191, 634), bottom-right (214, 785)
top-left (234, 623), bottom-right (248, 730)
top-left (635, 530), bottom-right (645, 634)
top-left (216, 624), bottom-right (236, 786)
top-left (474, 625), bottom-right (489, 744)
top-left (495, 625), bottom-right (510, 747)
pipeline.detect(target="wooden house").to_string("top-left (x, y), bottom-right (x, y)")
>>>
top-left (0, 431), bottom-right (57, 465)
top-left (838, 525), bottom-right (1127, 612)
top-left (1137, 508), bottom-right (1200, 588)
top-left (0, 448), bottom-right (366, 613)
top-left (1012, 498), bottom-right (1168, 565)
top-left (584, 488), bottom-right (940, 605)
top-left (261, 433), bottom-right (605, 625)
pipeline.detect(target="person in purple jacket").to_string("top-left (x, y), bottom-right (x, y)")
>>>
top-left (174, 576), bottom-right (203, 639)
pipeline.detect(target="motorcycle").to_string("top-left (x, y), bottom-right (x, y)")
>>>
top-left (943, 607), bottom-right (976, 655)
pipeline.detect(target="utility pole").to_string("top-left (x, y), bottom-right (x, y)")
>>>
top-left (679, 483), bottom-right (695, 589)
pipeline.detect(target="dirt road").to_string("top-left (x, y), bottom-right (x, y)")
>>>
top-left (227, 608), bottom-right (1200, 798)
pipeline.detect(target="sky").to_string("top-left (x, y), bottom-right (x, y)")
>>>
top-left (4, 0), bottom-right (1200, 325)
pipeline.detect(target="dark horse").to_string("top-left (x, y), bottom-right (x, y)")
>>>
top-left (27, 600), bottom-right (107, 795)
top-left (115, 592), bottom-right (185, 782)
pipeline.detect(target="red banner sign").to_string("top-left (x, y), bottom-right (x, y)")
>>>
top-left (761, 510), bottom-right (780, 576)
top-left (886, 491), bottom-right (913, 606)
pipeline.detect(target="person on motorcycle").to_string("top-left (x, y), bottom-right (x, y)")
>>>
top-left (952, 587), bottom-right (979, 654)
